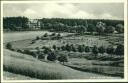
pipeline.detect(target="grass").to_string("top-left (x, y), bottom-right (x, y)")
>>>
top-left (3, 31), bottom-right (124, 79)
top-left (65, 58), bottom-right (124, 78)
top-left (3, 71), bottom-right (38, 80)
top-left (4, 49), bottom-right (120, 79)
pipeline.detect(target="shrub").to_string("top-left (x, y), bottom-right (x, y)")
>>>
top-left (43, 33), bottom-right (48, 37)
top-left (58, 55), bottom-right (68, 64)
top-left (51, 33), bottom-right (56, 36)
top-left (52, 45), bottom-right (57, 50)
top-left (115, 44), bottom-right (124, 55)
top-left (106, 46), bottom-right (114, 55)
top-left (43, 47), bottom-right (51, 54)
top-left (47, 52), bottom-right (57, 61)
top-left (85, 46), bottom-right (90, 52)
top-left (98, 46), bottom-right (106, 54)
top-left (6, 43), bottom-right (12, 50)
top-left (36, 36), bottom-right (40, 40)
top-left (77, 45), bottom-right (84, 53)
top-left (92, 45), bottom-right (99, 56)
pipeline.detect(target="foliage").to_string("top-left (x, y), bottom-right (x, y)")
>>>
top-left (47, 52), bottom-right (57, 61)
top-left (98, 46), bottom-right (106, 54)
top-left (3, 17), bottom-right (28, 31)
top-left (105, 26), bottom-right (115, 33)
top-left (58, 55), bottom-right (68, 64)
top-left (87, 24), bottom-right (96, 34)
top-left (116, 24), bottom-right (124, 33)
top-left (77, 45), bottom-right (84, 53)
top-left (115, 44), bottom-right (124, 55)
top-left (52, 45), bottom-right (57, 50)
top-left (96, 21), bottom-right (106, 35)
top-left (106, 46), bottom-right (114, 55)
top-left (85, 46), bottom-right (90, 52)
top-left (36, 36), bottom-right (40, 40)
top-left (3, 17), bottom-right (124, 34)
top-left (6, 43), bottom-right (12, 50)
top-left (43, 47), bottom-right (51, 54)
top-left (43, 33), bottom-right (48, 37)
top-left (92, 45), bottom-right (99, 56)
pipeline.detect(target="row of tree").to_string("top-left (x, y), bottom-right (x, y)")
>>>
top-left (51, 44), bottom-right (124, 56)
top-left (3, 17), bottom-right (124, 34)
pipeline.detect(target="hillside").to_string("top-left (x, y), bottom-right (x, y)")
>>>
top-left (3, 49), bottom-right (121, 79)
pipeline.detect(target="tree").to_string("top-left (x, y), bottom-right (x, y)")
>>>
top-left (47, 52), bottom-right (57, 61)
top-left (52, 45), bottom-right (57, 50)
top-left (6, 43), bottom-right (12, 50)
top-left (51, 33), bottom-right (56, 36)
top-left (61, 45), bottom-right (66, 51)
top-left (116, 24), bottom-right (124, 33)
top-left (85, 46), bottom-right (90, 52)
top-left (43, 33), bottom-right (48, 37)
top-left (76, 25), bottom-right (86, 34)
top-left (70, 44), bottom-right (77, 52)
top-left (96, 21), bottom-right (106, 35)
top-left (65, 44), bottom-right (71, 52)
top-left (115, 44), bottom-right (124, 55)
top-left (77, 45), bottom-right (84, 53)
top-left (92, 45), bottom-right (99, 56)
top-left (43, 47), bottom-right (51, 54)
top-left (87, 24), bottom-right (96, 34)
top-left (106, 46), bottom-right (114, 55)
top-left (105, 26), bottom-right (115, 34)
top-left (58, 55), bottom-right (68, 64)
top-left (36, 36), bottom-right (40, 40)
top-left (98, 46), bottom-right (105, 55)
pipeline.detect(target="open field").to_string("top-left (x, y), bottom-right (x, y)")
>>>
top-left (3, 71), bottom-right (38, 80)
top-left (3, 49), bottom-right (120, 79)
top-left (3, 31), bottom-right (124, 79)
top-left (6, 33), bottom-right (123, 50)
top-left (3, 31), bottom-right (72, 43)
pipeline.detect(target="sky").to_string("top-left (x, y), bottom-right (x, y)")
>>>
top-left (3, 3), bottom-right (124, 20)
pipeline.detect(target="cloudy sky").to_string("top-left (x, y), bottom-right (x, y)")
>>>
top-left (3, 3), bottom-right (124, 20)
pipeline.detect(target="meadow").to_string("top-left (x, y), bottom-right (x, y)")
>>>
top-left (3, 31), bottom-right (124, 79)
top-left (4, 49), bottom-right (120, 79)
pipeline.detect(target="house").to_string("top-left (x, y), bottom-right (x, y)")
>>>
top-left (27, 19), bottom-right (41, 30)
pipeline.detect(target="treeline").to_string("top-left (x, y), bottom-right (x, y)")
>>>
top-left (3, 17), bottom-right (28, 31)
top-left (3, 17), bottom-right (124, 34)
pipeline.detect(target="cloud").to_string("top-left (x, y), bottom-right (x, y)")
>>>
top-left (3, 3), bottom-right (124, 20)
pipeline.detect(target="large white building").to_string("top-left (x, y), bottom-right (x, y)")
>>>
top-left (27, 19), bottom-right (41, 30)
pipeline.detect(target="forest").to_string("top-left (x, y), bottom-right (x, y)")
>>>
top-left (3, 17), bottom-right (124, 34)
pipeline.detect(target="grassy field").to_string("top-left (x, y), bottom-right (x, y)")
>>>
top-left (7, 33), bottom-right (123, 50)
top-left (3, 31), bottom-right (124, 79)
top-left (3, 49), bottom-right (120, 79)
top-left (3, 31), bottom-right (72, 43)
top-left (65, 58), bottom-right (124, 77)
top-left (3, 71), bottom-right (38, 80)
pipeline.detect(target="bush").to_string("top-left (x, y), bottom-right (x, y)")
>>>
top-left (98, 46), bottom-right (106, 54)
top-left (115, 44), bottom-right (124, 55)
top-left (85, 46), bottom-right (90, 52)
top-left (51, 33), bottom-right (56, 36)
top-left (77, 45), bottom-right (84, 53)
top-left (47, 52), bottom-right (57, 61)
top-left (52, 45), bottom-right (57, 50)
top-left (92, 45), bottom-right (99, 56)
top-left (6, 43), bottom-right (12, 50)
top-left (106, 46), bottom-right (114, 55)
top-left (58, 55), bottom-right (68, 64)
top-left (36, 36), bottom-right (40, 40)
top-left (43, 47), bottom-right (51, 54)
top-left (43, 33), bottom-right (48, 37)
